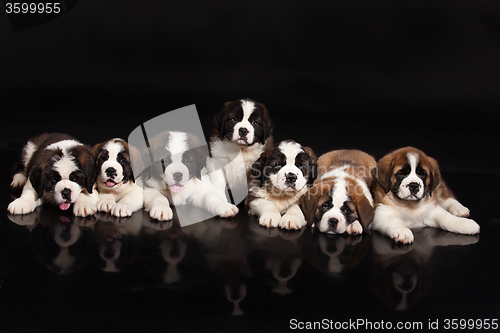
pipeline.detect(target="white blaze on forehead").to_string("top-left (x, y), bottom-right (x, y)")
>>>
top-left (104, 140), bottom-right (125, 160)
top-left (407, 152), bottom-right (420, 172)
top-left (167, 131), bottom-right (189, 156)
top-left (332, 179), bottom-right (349, 210)
top-left (278, 141), bottom-right (303, 166)
top-left (240, 99), bottom-right (255, 121)
top-left (321, 166), bottom-right (373, 206)
top-left (46, 140), bottom-right (82, 151)
top-left (53, 155), bottom-right (79, 179)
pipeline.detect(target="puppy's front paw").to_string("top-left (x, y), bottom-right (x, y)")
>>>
top-left (456, 218), bottom-right (480, 235)
top-left (390, 227), bottom-right (414, 244)
top-left (111, 203), bottom-right (132, 217)
top-left (279, 212), bottom-right (306, 230)
top-left (7, 198), bottom-right (37, 215)
top-left (216, 202), bottom-right (239, 218)
top-left (97, 199), bottom-right (116, 213)
top-left (150, 205), bottom-right (173, 221)
top-left (73, 201), bottom-right (97, 217)
top-left (448, 201), bottom-right (470, 218)
top-left (346, 221), bottom-right (363, 235)
top-left (259, 212), bottom-right (282, 228)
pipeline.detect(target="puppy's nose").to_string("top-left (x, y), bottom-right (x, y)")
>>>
top-left (105, 167), bottom-right (117, 178)
top-left (239, 127), bottom-right (249, 137)
top-left (408, 182), bottom-right (420, 194)
top-left (285, 173), bottom-right (297, 184)
top-left (328, 218), bottom-right (339, 228)
top-left (61, 188), bottom-right (72, 201)
top-left (173, 172), bottom-right (183, 182)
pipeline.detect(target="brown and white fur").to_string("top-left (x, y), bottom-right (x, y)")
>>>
top-left (92, 138), bottom-right (144, 217)
top-left (300, 150), bottom-right (376, 234)
top-left (204, 99), bottom-right (274, 203)
top-left (370, 147), bottom-right (480, 244)
top-left (141, 130), bottom-right (239, 221)
top-left (246, 140), bottom-right (318, 230)
top-left (8, 133), bottom-right (98, 217)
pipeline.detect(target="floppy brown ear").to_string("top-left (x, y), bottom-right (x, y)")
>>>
top-left (303, 146), bottom-right (319, 187)
top-left (373, 154), bottom-right (395, 194)
top-left (299, 187), bottom-right (321, 227)
top-left (213, 101), bottom-right (235, 139)
top-left (91, 142), bottom-right (104, 160)
top-left (128, 144), bottom-right (144, 182)
top-left (427, 156), bottom-right (442, 196)
top-left (29, 164), bottom-right (45, 199)
top-left (352, 192), bottom-right (374, 230)
top-left (259, 102), bottom-right (274, 142)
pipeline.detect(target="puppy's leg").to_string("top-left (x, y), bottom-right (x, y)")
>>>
top-left (7, 180), bottom-right (41, 215)
top-left (188, 182), bottom-right (238, 218)
top-left (73, 188), bottom-right (98, 217)
top-left (279, 204), bottom-right (306, 230)
top-left (346, 221), bottom-right (363, 235)
top-left (144, 188), bottom-right (173, 221)
top-left (370, 205), bottom-right (414, 244)
top-left (438, 197), bottom-right (470, 218)
top-left (249, 198), bottom-right (281, 228)
top-left (425, 206), bottom-right (479, 235)
top-left (97, 193), bottom-right (116, 213)
top-left (111, 184), bottom-right (144, 217)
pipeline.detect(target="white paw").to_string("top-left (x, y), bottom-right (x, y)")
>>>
top-left (216, 202), bottom-right (239, 218)
top-left (110, 203), bottom-right (132, 217)
top-left (73, 201), bottom-right (97, 217)
top-left (455, 218), bottom-right (480, 235)
top-left (150, 204), bottom-right (173, 221)
top-left (7, 198), bottom-right (37, 215)
top-left (11, 173), bottom-right (27, 188)
top-left (97, 199), bottom-right (116, 213)
top-left (278, 212), bottom-right (306, 230)
top-left (259, 212), bottom-right (282, 228)
top-left (390, 227), bottom-right (414, 244)
top-left (346, 221), bottom-right (363, 235)
top-left (448, 202), bottom-right (470, 218)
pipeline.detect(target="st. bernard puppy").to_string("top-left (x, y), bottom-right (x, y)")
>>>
top-left (246, 140), bottom-right (318, 230)
top-left (141, 130), bottom-right (239, 221)
top-left (205, 99), bottom-right (274, 203)
top-left (92, 138), bottom-right (144, 217)
top-left (8, 133), bottom-right (98, 217)
top-left (370, 147), bottom-right (480, 244)
top-left (300, 150), bottom-right (376, 235)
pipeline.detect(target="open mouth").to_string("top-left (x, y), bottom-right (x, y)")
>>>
top-left (169, 183), bottom-right (184, 193)
top-left (105, 179), bottom-right (118, 187)
top-left (59, 201), bottom-right (72, 211)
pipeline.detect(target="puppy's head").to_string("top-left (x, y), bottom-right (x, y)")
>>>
top-left (300, 177), bottom-right (374, 234)
top-left (93, 139), bottom-right (136, 188)
top-left (374, 147), bottom-right (441, 201)
top-left (30, 144), bottom-right (96, 210)
top-left (213, 99), bottom-right (274, 146)
top-left (146, 131), bottom-right (207, 192)
top-left (251, 140), bottom-right (318, 194)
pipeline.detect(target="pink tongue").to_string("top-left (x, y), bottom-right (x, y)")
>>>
top-left (170, 185), bottom-right (182, 193)
top-left (106, 180), bottom-right (116, 187)
top-left (59, 202), bottom-right (71, 210)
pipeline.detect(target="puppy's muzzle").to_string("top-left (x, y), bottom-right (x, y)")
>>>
top-left (407, 182), bottom-right (421, 195)
top-left (105, 167), bottom-right (117, 179)
top-left (285, 173), bottom-right (298, 187)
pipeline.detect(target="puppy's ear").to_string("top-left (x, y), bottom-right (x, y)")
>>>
top-left (299, 186), bottom-right (321, 227)
top-left (29, 165), bottom-right (45, 199)
top-left (259, 103), bottom-right (274, 142)
top-left (373, 154), bottom-right (395, 194)
top-left (352, 191), bottom-right (374, 230)
top-left (128, 144), bottom-right (144, 183)
top-left (213, 101), bottom-right (232, 139)
top-left (427, 156), bottom-right (442, 197)
top-left (195, 147), bottom-right (209, 180)
top-left (250, 155), bottom-right (266, 188)
top-left (303, 147), bottom-right (319, 187)
top-left (91, 142), bottom-right (103, 161)
top-left (74, 145), bottom-right (97, 194)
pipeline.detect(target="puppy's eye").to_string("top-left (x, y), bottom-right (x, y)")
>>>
top-left (230, 117), bottom-right (238, 122)
top-left (118, 158), bottom-right (127, 164)
top-left (341, 206), bottom-right (353, 214)
top-left (416, 167), bottom-right (427, 177)
top-left (321, 202), bottom-right (331, 210)
top-left (395, 169), bottom-right (408, 177)
top-left (70, 174), bottom-right (79, 182)
top-left (251, 120), bottom-right (260, 126)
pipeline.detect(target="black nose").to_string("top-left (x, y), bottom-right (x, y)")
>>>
top-left (61, 188), bottom-right (72, 200)
top-left (328, 218), bottom-right (339, 228)
top-left (285, 173), bottom-right (297, 183)
top-left (239, 127), bottom-right (249, 137)
top-left (173, 172), bottom-right (183, 182)
top-left (408, 182), bottom-right (420, 194)
top-left (105, 167), bottom-right (117, 178)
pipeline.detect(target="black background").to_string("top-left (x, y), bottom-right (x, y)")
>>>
top-left (1, 1), bottom-right (499, 332)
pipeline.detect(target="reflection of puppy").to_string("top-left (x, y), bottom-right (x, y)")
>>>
top-left (246, 140), bottom-right (318, 230)
top-left (8, 133), bottom-right (98, 217)
top-left (301, 150), bottom-right (376, 234)
top-left (93, 138), bottom-right (143, 217)
top-left (142, 131), bottom-right (238, 221)
top-left (206, 99), bottom-right (274, 202)
top-left (371, 147), bottom-right (480, 244)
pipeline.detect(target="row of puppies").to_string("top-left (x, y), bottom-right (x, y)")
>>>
top-left (8, 99), bottom-right (479, 243)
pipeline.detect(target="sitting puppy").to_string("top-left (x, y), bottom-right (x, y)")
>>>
top-left (141, 130), bottom-right (239, 221)
top-left (370, 147), bottom-right (480, 244)
top-left (8, 133), bottom-right (98, 217)
top-left (246, 140), bottom-right (318, 230)
top-left (92, 138), bottom-right (144, 217)
top-left (300, 150), bottom-right (376, 234)
top-left (205, 99), bottom-right (274, 203)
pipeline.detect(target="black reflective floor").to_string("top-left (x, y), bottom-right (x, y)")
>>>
top-left (1, 141), bottom-right (499, 332)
